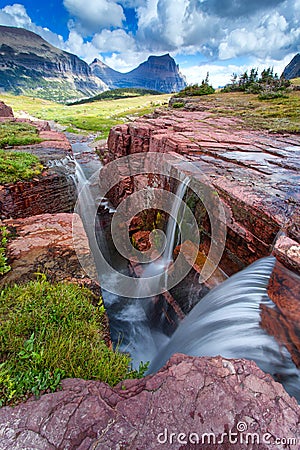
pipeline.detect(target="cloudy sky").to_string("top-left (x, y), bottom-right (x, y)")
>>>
top-left (0, 0), bottom-right (299, 87)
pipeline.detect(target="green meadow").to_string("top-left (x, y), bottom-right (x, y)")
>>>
top-left (0, 92), bottom-right (171, 138)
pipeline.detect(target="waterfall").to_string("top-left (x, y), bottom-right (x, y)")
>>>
top-left (71, 146), bottom-right (300, 400)
top-left (147, 256), bottom-right (300, 401)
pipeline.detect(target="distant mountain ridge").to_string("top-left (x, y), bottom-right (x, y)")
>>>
top-left (282, 53), bottom-right (300, 80)
top-left (90, 54), bottom-right (187, 93)
top-left (0, 25), bottom-right (107, 102)
top-left (0, 25), bottom-right (186, 101)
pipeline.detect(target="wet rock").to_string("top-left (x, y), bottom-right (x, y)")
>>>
top-left (261, 260), bottom-right (300, 367)
top-left (0, 354), bottom-right (299, 450)
top-left (105, 111), bottom-right (300, 276)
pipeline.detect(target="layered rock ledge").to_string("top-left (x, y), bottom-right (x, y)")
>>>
top-left (0, 354), bottom-right (299, 450)
top-left (103, 110), bottom-right (300, 275)
top-left (0, 114), bottom-right (76, 219)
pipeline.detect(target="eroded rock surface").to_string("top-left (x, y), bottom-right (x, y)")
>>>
top-left (0, 354), bottom-right (299, 450)
top-left (0, 213), bottom-right (98, 290)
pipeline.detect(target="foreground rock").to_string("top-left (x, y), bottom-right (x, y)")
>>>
top-left (0, 354), bottom-right (299, 449)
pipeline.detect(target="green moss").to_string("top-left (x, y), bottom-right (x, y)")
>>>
top-left (0, 150), bottom-right (43, 184)
top-left (0, 121), bottom-right (42, 148)
top-left (0, 279), bottom-right (146, 406)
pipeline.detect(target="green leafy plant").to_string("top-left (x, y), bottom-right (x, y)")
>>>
top-left (172, 102), bottom-right (185, 108)
top-left (0, 279), bottom-right (146, 406)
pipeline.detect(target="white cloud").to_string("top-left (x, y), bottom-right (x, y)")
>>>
top-left (219, 11), bottom-right (300, 60)
top-left (101, 51), bottom-right (150, 72)
top-left (92, 29), bottom-right (136, 53)
top-left (0, 3), bottom-right (64, 48)
top-left (63, 0), bottom-right (125, 34)
top-left (181, 53), bottom-right (297, 88)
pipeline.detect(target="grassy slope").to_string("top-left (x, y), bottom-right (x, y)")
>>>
top-left (0, 93), bottom-right (171, 138)
top-left (185, 90), bottom-right (300, 133)
top-left (0, 279), bottom-right (146, 406)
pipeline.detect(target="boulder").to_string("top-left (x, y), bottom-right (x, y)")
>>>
top-left (0, 100), bottom-right (13, 117)
top-left (0, 354), bottom-right (299, 449)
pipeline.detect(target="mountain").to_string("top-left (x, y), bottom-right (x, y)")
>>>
top-left (90, 54), bottom-right (187, 93)
top-left (282, 53), bottom-right (300, 79)
top-left (0, 26), bottom-right (107, 102)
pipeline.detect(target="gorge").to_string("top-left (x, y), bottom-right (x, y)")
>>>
top-left (0, 97), bottom-right (299, 448)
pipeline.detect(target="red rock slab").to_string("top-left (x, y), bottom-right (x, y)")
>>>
top-left (0, 355), bottom-right (299, 450)
top-left (0, 169), bottom-right (76, 219)
top-left (0, 213), bottom-right (98, 286)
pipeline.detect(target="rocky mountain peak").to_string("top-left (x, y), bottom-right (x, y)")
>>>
top-left (282, 53), bottom-right (300, 79)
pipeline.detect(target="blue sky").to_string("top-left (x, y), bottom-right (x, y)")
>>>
top-left (0, 0), bottom-right (299, 87)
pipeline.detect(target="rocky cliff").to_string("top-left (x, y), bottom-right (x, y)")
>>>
top-left (282, 53), bottom-right (300, 79)
top-left (90, 54), bottom-right (187, 93)
top-left (0, 26), bottom-right (107, 102)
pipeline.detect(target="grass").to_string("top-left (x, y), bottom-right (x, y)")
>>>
top-left (0, 278), bottom-right (148, 406)
top-left (69, 87), bottom-right (163, 105)
top-left (0, 121), bottom-right (42, 148)
top-left (177, 91), bottom-right (300, 133)
top-left (0, 226), bottom-right (11, 276)
top-left (0, 149), bottom-right (43, 184)
top-left (0, 93), bottom-right (171, 138)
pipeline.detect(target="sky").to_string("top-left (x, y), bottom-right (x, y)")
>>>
top-left (0, 0), bottom-right (299, 87)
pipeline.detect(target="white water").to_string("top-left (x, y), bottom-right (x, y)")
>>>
top-left (148, 256), bottom-right (300, 401)
top-left (72, 144), bottom-right (300, 400)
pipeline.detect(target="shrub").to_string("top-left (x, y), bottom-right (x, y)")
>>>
top-left (172, 102), bottom-right (185, 108)
top-left (0, 279), bottom-right (147, 406)
top-left (258, 90), bottom-right (289, 100)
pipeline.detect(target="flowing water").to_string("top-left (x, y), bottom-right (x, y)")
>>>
top-left (72, 143), bottom-right (300, 401)
top-left (147, 256), bottom-right (300, 400)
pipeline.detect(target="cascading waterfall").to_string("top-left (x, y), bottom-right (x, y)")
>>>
top-left (103, 177), bottom-right (191, 367)
top-left (147, 256), bottom-right (300, 401)
top-left (71, 144), bottom-right (300, 400)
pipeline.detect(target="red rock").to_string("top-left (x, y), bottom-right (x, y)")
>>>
top-left (0, 100), bottom-right (13, 117)
top-left (0, 355), bottom-right (298, 449)
top-left (0, 213), bottom-right (98, 287)
top-left (261, 260), bottom-right (300, 367)
top-left (0, 169), bottom-right (76, 219)
top-left (273, 235), bottom-right (300, 273)
top-left (105, 110), bottom-right (300, 276)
